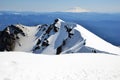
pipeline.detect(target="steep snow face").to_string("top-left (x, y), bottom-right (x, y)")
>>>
top-left (34, 19), bottom-right (95, 54)
top-left (75, 24), bottom-right (120, 54)
top-left (0, 52), bottom-right (120, 80)
top-left (42, 20), bottom-right (84, 54)
top-left (0, 19), bottom-right (120, 54)
top-left (40, 19), bottom-right (120, 54)
top-left (58, 21), bottom-right (120, 54)
top-left (14, 25), bottom-right (38, 52)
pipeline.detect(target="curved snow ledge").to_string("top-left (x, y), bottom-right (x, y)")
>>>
top-left (75, 24), bottom-right (120, 54)
top-left (0, 52), bottom-right (120, 80)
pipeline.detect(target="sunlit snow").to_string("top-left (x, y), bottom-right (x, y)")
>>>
top-left (0, 52), bottom-right (120, 80)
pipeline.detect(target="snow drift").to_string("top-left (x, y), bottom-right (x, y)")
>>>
top-left (0, 52), bottom-right (120, 80)
top-left (0, 19), bottom-right (120, 54)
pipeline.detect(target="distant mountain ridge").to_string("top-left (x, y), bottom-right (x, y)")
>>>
top-left (0, 19), bottom-right (120, 55)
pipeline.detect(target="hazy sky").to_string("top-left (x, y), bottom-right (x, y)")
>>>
top-left (0, 0), bottom-right (120, 13)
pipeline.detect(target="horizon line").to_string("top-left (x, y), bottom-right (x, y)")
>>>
top-left (0, 10), bottom-right (120, 14)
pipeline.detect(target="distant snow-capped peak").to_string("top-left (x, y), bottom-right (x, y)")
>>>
top-left (65, 7), bottom-right (90, 13)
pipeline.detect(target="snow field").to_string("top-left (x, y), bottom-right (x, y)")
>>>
top-left (0, 52), bottom-right (120, 80)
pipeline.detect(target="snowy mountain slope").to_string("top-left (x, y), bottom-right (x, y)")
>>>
top-left (75, 24), bottom-right (120, 54)
top-left (0, 19), bottom-right (120, 54)
top-left (0, 52), bottom-right (120, 80)
top-left (14, 25), bottom-right (38, 52)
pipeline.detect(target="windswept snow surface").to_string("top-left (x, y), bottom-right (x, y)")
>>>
top-left (0, 52), bottom-right (120, 80)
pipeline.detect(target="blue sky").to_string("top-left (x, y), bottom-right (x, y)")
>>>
top-left (0, 0), bottom-right (120, 13)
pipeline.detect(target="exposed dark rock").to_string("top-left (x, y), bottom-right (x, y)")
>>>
top-left (33, 46), bottom-right (40, 51)
top-left (42, 28), bottom-right (46, 31)
top-left (56, 45), bottom-right (62, 55)
top-left (83, 40), bottom-right (86, 45)
top-left (64, 25), bottom-right (74, 38)
top-left (44, 19), bottom-right (59, 35)
top-left (36, 39), bottom-right (41, 45)
top-left (63, 39), bottom-right (66, 46)
top-left (42, 39), bottom-right (49, 47)
top-left (16, 35), bottom-right (20, 39)
top-left (69, 33), bottom-right (74, 38)
top-left (46, 25), bottom-right (53, 34)
top-left (92, 49), bottom-right (97, 53)
top-left (0, 31), bottom-right (15, 51)
top-left (53, 26), bottom-right (59, 32)
top-left (0, 25), bottom-right (25, 51)
top-left (54, 19), bottom-right (59, 24)
top-left (38, 24), bottom-right (48, 32)
top-left (8, 25), bottom-right (25, 36)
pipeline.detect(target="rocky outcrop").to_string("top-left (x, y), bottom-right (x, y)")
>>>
top-left (0, 25), bottom-right (25, 51)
